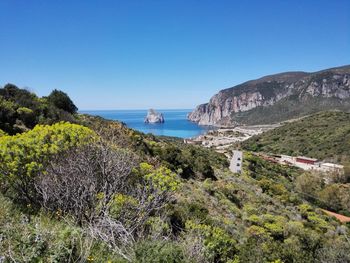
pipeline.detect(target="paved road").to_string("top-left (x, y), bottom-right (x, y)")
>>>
top-left (229, 150), bottom-right (243, 173)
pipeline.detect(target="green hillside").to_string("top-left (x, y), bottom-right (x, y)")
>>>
top-left (241, 111), bottom-right (350, 162)
top-left (1, 87), bottom-right (350, 262)
top-left (231, 97), bottom-right (350, 125)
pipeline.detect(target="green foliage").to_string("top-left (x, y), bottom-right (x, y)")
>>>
top-left (0, 122), bottom-right (95, 202)
top-left (108, 193), bottom-right (138, 217)
top-left (0, 84), bottom-right (78, 134)
top-left (134, 240), bottom-right (186, 263)
top-left (138, 162), bottom-right (181, 191)
top-left (143, 139), bottom-right (228, 180)
top-left (1, 86), bottom-right (350, 262)
top-left (77, 114), bottom-right (228, 181)
top-left (242, 111), bottom-right (350, 162)
top-left (185, 220), bottom-right (237, 262)
top-left (0, 194), bottom-right (123, 262)
top-left (231, 94), bottom-right (350, 125)
top-left (318, 184), bottom-right (350, 214)
top-left (294, 174), bottom-right (350, 213)
top-left (47, 89), bottom-right (78, 114)
top-left (0, 129), bottom-right (7, 137)
top-left (296, 172), bottom-right (324, 195)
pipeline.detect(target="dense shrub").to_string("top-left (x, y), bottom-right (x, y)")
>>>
top-left (36, 140), bottom-right (137, 223)
top-left (47, 89), bottom-right (78, 114)
top-left (0, 129), bottom-right (6, 137)
top-left (0, 122), bottom-right (95, 203)
top-left (0, 193), bottom-right (126, 262)
top-left (185, 220), bottom-right (237, 262)
top-left (144, 141), bottom-right (227, 180)
top-left (134, 240), bottom-right (186, 263)
top-left (0, 84), bottom-right (78, 134)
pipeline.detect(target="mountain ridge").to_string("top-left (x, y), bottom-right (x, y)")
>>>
top-left (188, 65), bottom-right (350, 125)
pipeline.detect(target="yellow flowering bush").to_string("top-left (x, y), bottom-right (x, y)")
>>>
top-left (185, 220), bottom-right (237, 261)
top-left (109, 193), bottom-right (138, 217)
top-left (0, 122), bottom-right (96, 201)
top-left (138, 162), bottom-right (181, 192)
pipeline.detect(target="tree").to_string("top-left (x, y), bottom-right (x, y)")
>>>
top-left (0, 84), bottom-right (39, 109)
top-left (47, 89), bottom-right (78, 114)
top-left (295, 172), bottom-right (324, 201)
top-left (0, 96), bottom-right (17, 133)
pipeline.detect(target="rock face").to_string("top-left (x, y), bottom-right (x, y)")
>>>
top-left (144, 109), bottom-right (165, 123)
top-left (188, 65), bottom-right (350, 125)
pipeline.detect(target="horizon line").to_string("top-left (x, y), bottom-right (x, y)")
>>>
top-left (79, 108), bottom-right (195, 111)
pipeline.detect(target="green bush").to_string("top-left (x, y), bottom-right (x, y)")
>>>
top-left (0, 193), bottom-right (125, 262)
top-left (134, 240), bottom-right (186, 263)
top-left (0, 84), bottom-right (79, 134)
top-left (47, 89), bottom-right (78, 114)
top-left (0, 122), bottom-right (95, 203)
top-left (185, 220), bottom-right (237, 262)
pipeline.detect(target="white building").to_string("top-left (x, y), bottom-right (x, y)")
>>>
top-left (274, 154), bottom-right (344, 173)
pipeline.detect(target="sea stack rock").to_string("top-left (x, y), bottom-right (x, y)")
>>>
top-left (144, 109), bottom-right (165, 123)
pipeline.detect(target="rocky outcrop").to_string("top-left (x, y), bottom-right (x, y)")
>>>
top-left (188, 65), bottom-right (350, 125)
top-left (144, 109), bottom-right (164, 123)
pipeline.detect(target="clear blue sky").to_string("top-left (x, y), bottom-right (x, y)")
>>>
top-left (0, 0), bottom-right (349, 110)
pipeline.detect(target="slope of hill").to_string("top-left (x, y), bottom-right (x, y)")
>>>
top-left (241, 111), bottom-right (350, 162)
top-left (188, 65), bottom-right (350, 125)
top-left (1, 86), bottom-right (350, 262)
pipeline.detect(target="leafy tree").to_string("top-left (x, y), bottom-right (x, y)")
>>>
top-left (0, 96), bottom-right (17, 133)
top-left (0, 83), bottom-right (39, 109)
top-left (295, 173), bottom-right (324, 201)
top-left (47, 89), bottom-right (78, 114)
top-left (0, 85), bottom-right (79, 134)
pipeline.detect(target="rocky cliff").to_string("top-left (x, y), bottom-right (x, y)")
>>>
top-left (188, 65), bottom-right (350, 125)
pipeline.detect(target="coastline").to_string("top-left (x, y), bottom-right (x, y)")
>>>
top-left (186, 124), bottom-right (280, 154)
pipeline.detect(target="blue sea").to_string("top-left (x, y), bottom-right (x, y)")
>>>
top-left (80, 109), bottom-right (210, 138)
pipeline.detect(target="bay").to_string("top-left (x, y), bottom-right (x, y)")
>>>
top-left (80, 109), bottom-right (210, 138)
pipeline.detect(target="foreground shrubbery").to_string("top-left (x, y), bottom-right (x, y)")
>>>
top-left (1, 122), bottom-right (350, 262)
top-left (0, 122), bottom-right (95, 204)
top-left (0, 88), bottom-right (350, 262)
top-left (0, 122), bottom-right (185, 261)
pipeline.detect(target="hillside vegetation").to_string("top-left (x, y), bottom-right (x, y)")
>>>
top-left (0, 84), bottom-right (78, 134)
top-left (241, 111), bottom-right (350, 162)
top-left (1, 85), bottom-right (350, 262)
top-left (231, 97), bottom-right (350, 125)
